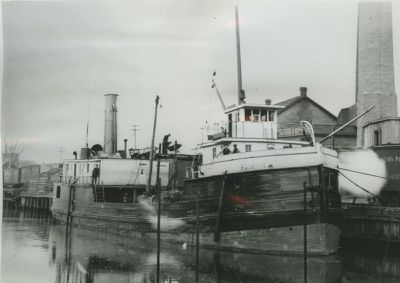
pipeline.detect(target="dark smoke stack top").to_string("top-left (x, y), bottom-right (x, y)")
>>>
top-left (300, 87), bottom-right (307, 97)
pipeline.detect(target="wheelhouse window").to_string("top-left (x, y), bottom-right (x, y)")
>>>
top-left (268, 111), bottom-right (275, 122)
top-left (261, 110), bottom-right (267, 121)
top-left (245, 109), bottom-right (252, 121)
top-left (245, 108), bottom-right (273, 122)
top-left (245, 144), bottom-right (252, 152)
top-left (245, 108), bottom-right (260, 122)
top-left (253, 109), bottom-right (260, 122)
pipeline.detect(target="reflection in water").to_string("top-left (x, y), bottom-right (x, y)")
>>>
top-left (2, 207), bottom-right (400, 282)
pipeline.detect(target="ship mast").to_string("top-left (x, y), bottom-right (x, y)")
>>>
top-left (146, 95), bottom-right (160, 196)
top-left (235, 6), bottom-right (245, 105)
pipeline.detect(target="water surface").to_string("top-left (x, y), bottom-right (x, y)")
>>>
top-left (2, 208), bottom-right (400, 283)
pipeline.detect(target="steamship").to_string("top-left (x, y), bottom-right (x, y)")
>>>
top-left (51, 92), bottom-right (342, 255)
top-left (52, 9), bottom-right (342, 255)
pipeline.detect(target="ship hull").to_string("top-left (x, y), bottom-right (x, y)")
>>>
top-left (53, 206), bottom-right (339, 255)
top-left (51, 165), bottom-right (342, 255)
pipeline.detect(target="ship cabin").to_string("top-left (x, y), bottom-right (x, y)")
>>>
top-left (53, 155), bottom-right (196, 206)
top-left (198, 102), bottom-right (312, 166)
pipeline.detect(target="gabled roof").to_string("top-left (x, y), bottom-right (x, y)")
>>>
top-left (276, 95), bottom-right (337, 120)
top-left (275, 96), bottom-right (303, 108)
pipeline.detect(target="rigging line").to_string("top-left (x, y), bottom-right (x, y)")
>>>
top-left (128, 164), bottom-right (143, 185)
top-left (338, 171), bottom-right (379, 198)
top-left (338, 167), bottom-right (386, 179)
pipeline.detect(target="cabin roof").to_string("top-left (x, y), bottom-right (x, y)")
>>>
top-left (224, 103), bottom-right (284, 114)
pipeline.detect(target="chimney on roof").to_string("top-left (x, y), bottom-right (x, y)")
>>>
top-left (300, 87), bottom-right (307, 97)
top-left (265, 99), bottom-right (271, 105)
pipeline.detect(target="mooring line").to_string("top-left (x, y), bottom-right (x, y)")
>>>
top-left (338, 167), bottom-right (386, 179)
top-left (338, 171), bottom-right (379, 198)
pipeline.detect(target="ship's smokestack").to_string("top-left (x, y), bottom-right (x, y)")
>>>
top-left (124, 139), bottom-right (128, 158)
top-left (104, 94), bottom-right (118, 155)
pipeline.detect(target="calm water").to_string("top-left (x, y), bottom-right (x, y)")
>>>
top-left (2, 207), bottom-right (400, 283)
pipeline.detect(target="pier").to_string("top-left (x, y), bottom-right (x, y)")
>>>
top-left (342, 204), bottom-right (400, 244)
top-left (20, 195), bottom-right (53, 210)
top-left (3, 166), bottom-right (62, 211)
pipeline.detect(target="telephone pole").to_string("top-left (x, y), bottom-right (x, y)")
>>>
top-left (130, 125), bottom-right (140, 150)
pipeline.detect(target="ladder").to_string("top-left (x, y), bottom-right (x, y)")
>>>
top-left (93, 184), bottom-right (105, 203)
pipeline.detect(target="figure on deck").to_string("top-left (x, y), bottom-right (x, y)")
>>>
top-left (92, 165), bottom-right (100, 185)
top-left (162, 133), bottom-right (171, 154)
top-left (222, 145), bottom-right (231, 155)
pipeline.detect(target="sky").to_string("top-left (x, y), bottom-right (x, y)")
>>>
top-left (2, 0), bottom-right (400, 163)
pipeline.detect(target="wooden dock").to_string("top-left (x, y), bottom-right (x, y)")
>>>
top-left (342, 203), bottom-right (400, 243)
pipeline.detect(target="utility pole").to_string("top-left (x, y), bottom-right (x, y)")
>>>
top-left (146, 96), bottom-right (160, 196)
top-left (57, 147), bottom-right (65, 161)
top-left (130, 124), bottom-right (140, 150)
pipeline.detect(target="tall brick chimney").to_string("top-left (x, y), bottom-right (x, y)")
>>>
top-left (356, 2), bottom-right (398, 146)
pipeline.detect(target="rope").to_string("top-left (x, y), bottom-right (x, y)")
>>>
top-left (338, 167), bottom-right (387, 179)
top-left (129, 164), bottom-right (144, 186)
top-left (338, 171), bottom-right (379, 198)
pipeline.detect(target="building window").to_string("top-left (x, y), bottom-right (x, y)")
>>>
top-left (374, 130), bottom-right (381, 146)
top-left (212, 148), bottom-right (217, 158)
top-left (56, 186), bottom-right (61, 198)
top-left (245, 144), bottom-right (252, 152)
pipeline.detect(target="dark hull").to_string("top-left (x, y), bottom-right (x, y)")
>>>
top-left (50, 224), bottom-right (342, 283)
top-left (52, 166), bottom-right (342, 255)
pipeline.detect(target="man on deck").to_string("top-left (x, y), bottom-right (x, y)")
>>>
top-left (92, 165), bottom-right (100, 185)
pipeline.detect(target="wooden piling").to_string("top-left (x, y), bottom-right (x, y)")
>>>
top-left (303, 181), bottom-right (308, 283)
top-left (156, 144), bottom-right (161, 283)
top-left (214, 172), bottom-right (227, 242)
top-left (195, 192), bottom-right (200, 283)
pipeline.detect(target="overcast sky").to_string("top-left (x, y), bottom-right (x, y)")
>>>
top-left (2, 0), bottom-right (400, 163)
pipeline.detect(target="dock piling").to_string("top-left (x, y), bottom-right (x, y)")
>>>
top-left (156, 144), bottom-right (161, 283)
top-left (195, 191), bottom-right (200, 283)
top-left (303, 181), bottom-right (308, 283)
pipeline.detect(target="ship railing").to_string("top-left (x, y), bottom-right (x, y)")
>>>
top-left (278, 123), bottom-right (357, 138)
top-left (62, 175), bottom-right (93, 185)
top-left (186, 166), bottom-right (199, 179)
